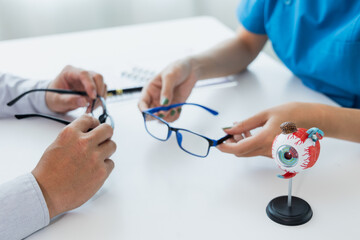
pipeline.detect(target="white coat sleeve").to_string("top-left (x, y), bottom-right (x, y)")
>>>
top-left (0, 72), bottom-right (53, 118)
top-left (0, 173), bottom-right (50, 240)
top-left (0, 73), bottom-right (53, 239)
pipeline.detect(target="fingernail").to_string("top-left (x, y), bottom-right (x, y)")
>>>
top-left (159, 114), bottom-right (164, 118)
top-left (161, 97), bottom-right (169, 105)
top-left (177, 108), bottom-right (182, 113)
top-left (222, 126), bottom-right (232, 130)
top-left (170, 109), bottom-right (176, 116)
top-left (77, 98), bottom-right (87, 107)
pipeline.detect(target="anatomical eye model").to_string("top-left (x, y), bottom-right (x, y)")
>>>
top-left (266, 122), bottom-right (324, 226)
top-left (272, 122), bottom-right (323, 179)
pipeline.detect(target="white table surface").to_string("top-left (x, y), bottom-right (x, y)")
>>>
top-left (0, 16), bottom-right (360, 240)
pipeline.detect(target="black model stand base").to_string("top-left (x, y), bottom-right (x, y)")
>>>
top-left (266, 196), bottom-right (312, 226)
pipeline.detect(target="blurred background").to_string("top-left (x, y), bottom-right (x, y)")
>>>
top-left (0, 0), bottom-right (277, 60)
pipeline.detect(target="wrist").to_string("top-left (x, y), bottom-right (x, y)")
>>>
top-left (290, 102), bottom-right (327, 130)
top-left (186, 55), bottom-right (203, 81)
top-left (32, 169), bottom-right (60, 219)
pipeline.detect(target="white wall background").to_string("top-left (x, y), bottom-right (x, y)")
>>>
top-left (0, 0), bottom-right (277, 59)
top-left (0, 0), bottom-right (239, 40)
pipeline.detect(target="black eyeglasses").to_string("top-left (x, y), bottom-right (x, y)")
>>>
top-left (7, 88), bottom-right (114, 128)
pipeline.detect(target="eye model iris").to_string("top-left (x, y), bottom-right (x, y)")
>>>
top-left (277, 145), bottom-right (298, 167)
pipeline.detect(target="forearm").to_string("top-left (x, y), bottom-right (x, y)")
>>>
top-left (314, 103), bottom-right (360, 142)
top-left (190, 27), bottom-right (268, 80)
top-left (294, 102), bottom-right (360, 142)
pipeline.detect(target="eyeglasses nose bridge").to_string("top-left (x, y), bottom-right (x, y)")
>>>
top-left (167, 126), bottom-right (177, 140)
top-left (175, 130), bottom-right (183, 145)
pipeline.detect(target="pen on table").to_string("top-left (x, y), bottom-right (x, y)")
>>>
top-left (107, 86), bottom-right (143, 97)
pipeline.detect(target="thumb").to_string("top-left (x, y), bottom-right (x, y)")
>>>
top-left (224, 112), bottom-right (267, 135)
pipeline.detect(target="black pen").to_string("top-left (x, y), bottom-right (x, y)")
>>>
top-left (107, 86), bottom-right (143, 96)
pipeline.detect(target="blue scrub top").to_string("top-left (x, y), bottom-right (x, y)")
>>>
top-left (237, 0), bottom-right (360, 108)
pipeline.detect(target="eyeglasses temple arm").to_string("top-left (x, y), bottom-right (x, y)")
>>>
top-left (7, 89), bottom-right (88, 106)
top-left (15, 114), bottom-right (71, 125)
top-left (211, 134), bottom-right (233, 146)
top-left (145, 102), bottom-right (219, 115)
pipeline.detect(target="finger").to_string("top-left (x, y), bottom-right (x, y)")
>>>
top-left (160, 72), bottom-right (177, 106)
top-left (162, 104), bottom-right (183, 122)
top-left (224, 137), bottom-right (236, 144)
top-left (163, 113), bottom-right (180, 123)
top-left (156, 110), bottom-right (171, 120)
top-left (70, 114), bottom-right (100, 133)
top-left (138, 99), bottom-right (150, 112)
top-left (58, 95), bottom-right (88, 111)
top-left (91, 97), bottom-right (102, 111)
top-left (89, 123), bottom-right (114, 145)
top-left (138, 78), bottom-right (160, 111)
top-left (217, 131), bottom-right (267, 155)
top-left (161, 108), bottom-right (179, 122)
top-left (241, 147), bottom-right (272, 158)
top-left (88, 86), bottom-right (106, 111)
top-left (98, 140), bottom-right (117, 160)
top-left (244, 131), bottom-right (252, 138)
top-left (86, 104), bottom-right (92, 113)
top-left (104, 159), bottom-right (115, 176)
top-left (86, 98), bottom-right (97, 113)
top-left (103, 83), bottom-right (107, 99)
top-left (234, 147), bottom-right (267, 158)
top-left (78, 71), bottom-right (97, 99)
top-left (233, 134), bottom-right (244, 142)
top-left (224, 112), bottom-right (268, 135)
top-left (92, 73), bottom-right (105, 98)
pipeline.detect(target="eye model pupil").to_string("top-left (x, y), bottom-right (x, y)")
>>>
top-left (284, 152), bottom-right (292, 160)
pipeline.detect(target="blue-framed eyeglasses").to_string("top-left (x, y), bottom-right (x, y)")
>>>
top-left (142, 103), bottom-right (231, 158)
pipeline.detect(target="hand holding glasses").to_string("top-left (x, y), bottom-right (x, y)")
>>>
top-left (7, 88), bottom-right (114, 128)
top-left (142, 103), bottom-right (231, 158)
top-left (8, 90), bottom-right (228, 157)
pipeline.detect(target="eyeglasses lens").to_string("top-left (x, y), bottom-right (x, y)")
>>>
top-left (176, 130), bottom-right (210, 157)
top-left (144, 113), bottom-right (169, 141)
